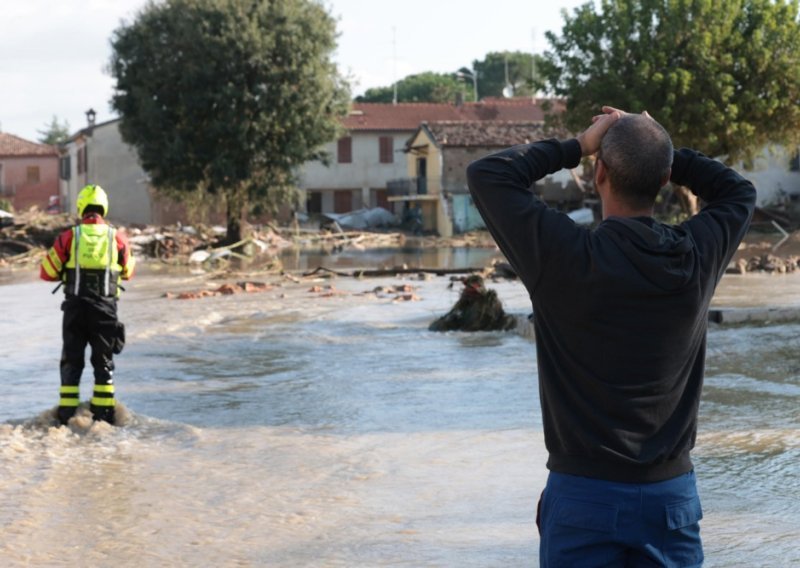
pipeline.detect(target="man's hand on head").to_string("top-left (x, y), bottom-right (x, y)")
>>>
top-left (576, 106), bottom-right (656, 157)
top-left (602, 106), bottom-right (653, 120)
top-left (576, 109), bottom-right (620, 157)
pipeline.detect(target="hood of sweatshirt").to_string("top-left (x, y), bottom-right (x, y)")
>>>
top-left (598, 216), bottom-right (696, 291)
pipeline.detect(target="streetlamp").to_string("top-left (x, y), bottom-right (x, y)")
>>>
top-left (456, 68), bottom-right (478, 102)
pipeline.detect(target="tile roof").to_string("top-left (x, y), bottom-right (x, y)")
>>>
top-left (0, 133), bottom-right (59, 157)
top-left (421, 120), bottom-right (567, 148)
top-left (343, 98), bottom-right (562, 131)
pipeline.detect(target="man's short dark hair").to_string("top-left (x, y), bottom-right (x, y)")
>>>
top-left (599, 114), bottom-right (673, 210)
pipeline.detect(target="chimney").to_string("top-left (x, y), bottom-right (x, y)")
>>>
top-left (454, 91), bottom-right (464, 107)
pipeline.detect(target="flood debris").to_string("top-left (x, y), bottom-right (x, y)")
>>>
top-left (429, 274), bottom-right (517, 332)
top-left (308, 284), bottom-right (346, 297)
top-left (0, 209), bottom-right (14, 228)
top-left (361, 283), bottom-right (421, 302)
top-left (0, 209), bottom-right (72, 267)
top-left (164, 280), bottom-right (274, 300)
top-left (485, 260), bottom-right (518, 280)
top-left (302, 265), bottom-right (487, 279)
top-left (728, 253), bottom-right (800, 274)
top-left (320, 207), bottom-right (398, 231)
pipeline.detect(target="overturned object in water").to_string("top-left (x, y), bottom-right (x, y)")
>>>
top-left (429, 275), bottom-right (517, 332)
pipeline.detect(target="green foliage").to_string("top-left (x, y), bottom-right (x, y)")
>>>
top-left (109, 0), bottom-right (350, 242)
top-left (356, 51), bottom-right (545, 103)
top-left (541, 0), bottom-right (800, 160)
top-left (356, 72), bottom-right (467, 103)
top-left (37, 116), bottom-right (71, 145)
top-left (472, 51), bottom-right (544, 99)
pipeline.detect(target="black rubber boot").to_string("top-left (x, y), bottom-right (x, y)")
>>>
top-left (90, 405), bottom-right (115, 424)
top-left (57, 407), bottom-right (76, 426)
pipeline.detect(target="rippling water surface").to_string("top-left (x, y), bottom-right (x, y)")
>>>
top-left (1, 257), bottom-right (798, 566)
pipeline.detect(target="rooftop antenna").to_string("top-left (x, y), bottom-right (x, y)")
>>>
top-left (392, 26), bottom-right (398, 105)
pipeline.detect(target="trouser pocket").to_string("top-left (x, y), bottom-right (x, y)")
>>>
top-left (662, 495), bottom-right (704, 566)
top-left (112, 321), bottom-right (125, 354)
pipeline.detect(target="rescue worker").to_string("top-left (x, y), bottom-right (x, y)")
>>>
top-left (40, 184), bottom-right (135, 425)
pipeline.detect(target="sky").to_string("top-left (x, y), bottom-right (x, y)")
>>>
top-left (0, 0), bottom-right (588, 143)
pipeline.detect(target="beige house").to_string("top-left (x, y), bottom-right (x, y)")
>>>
top-left (401, 120), bottom-right (583, 236)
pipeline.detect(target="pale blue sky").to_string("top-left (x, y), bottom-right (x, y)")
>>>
top-left (1, 0), bottom-right (587, 142)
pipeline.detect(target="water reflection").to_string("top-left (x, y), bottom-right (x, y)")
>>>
top-left (278, 246), bottom-right (500, 272)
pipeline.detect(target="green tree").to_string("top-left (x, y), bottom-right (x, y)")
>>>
top-left (541, 0), bottom-right (800, 162)
top-left (471, 51), bottom-right (544, 99)
top-left (110, 0), bottom-right (350, 243)
top-left (356, 71), bottom-right (467, 103)
top-left (38, 116), bottom-right (71, 145)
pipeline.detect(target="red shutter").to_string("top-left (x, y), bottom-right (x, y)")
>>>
top-left (379, 136), bottom-right (393, 163)
top-left (337, 137), bottom-right (352, 163)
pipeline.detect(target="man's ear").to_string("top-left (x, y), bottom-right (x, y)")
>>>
top-left (594, 158), bottom-right (608, 188)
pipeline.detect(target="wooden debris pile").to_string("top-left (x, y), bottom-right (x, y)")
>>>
top-left (128, 225), bottom-right (216, 260)
top-left (728, 254), bottom-right (800, 274)
top-left (269, 223), bottom-right (406, 253)
top-left (0, 209), bottom-right (72, 267)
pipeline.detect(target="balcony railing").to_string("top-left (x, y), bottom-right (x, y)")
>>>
top-left (386, 177), bottom-right (428, 197)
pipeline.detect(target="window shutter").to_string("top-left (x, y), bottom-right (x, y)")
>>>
top-left (379, 137), bottom-right (393, 163)
top-left (337, 137), bottom-right (352, 163)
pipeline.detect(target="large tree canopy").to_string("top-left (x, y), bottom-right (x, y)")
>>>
top-left (110, 0), bottom-right (349, 242)
top-left (541, 0), bottom-right (800, 161)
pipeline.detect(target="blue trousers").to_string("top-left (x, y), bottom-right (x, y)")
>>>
top-left (538, 471), bottom-right (703, 567)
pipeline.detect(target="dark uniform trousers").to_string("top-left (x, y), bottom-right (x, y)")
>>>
top-left (58, 296), bottom-right (118, 424)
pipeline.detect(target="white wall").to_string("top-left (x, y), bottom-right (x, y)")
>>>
top-left (61, 121), bottom-right (152, 224)
top-left (736, 146), bottom-right (800, 207)
top-left (89, 123), bottom-right (151, 225)
top-left (300, 131), bottom-right (411, 190)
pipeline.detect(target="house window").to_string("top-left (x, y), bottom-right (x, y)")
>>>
top-left (26, 166), bottom-right (40, 184)
top-left (60, 156), bottom-right (71, 180)
top-left (337, 137), bottom-right (352, 163)
top-left (791, 149), bottom-right (800, 172)
top-left (379, 136), bottom-right (393, 164)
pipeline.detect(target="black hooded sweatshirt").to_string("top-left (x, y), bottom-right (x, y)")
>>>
top-left (466, 139), bottom-right (756, 483)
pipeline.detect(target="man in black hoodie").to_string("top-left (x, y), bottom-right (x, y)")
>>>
top-left (467, 106), bottom-right (756, 567)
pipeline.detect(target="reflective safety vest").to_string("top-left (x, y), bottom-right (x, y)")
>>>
top-left (63, 224), bottom-right (122, 298)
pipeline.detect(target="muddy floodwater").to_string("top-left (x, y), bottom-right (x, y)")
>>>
top-left (1, 251), bottom-right (798, 567)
